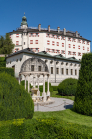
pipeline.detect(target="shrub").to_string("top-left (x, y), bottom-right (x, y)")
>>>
top-left (52, 86), bottom-right (58, 91)
top-left (0, 57), bottom-right (5, 62)
top-left (73, 53), bottom-right (92, 116)
top-left (0, 67), bottom-right (14, 77)
top-left (0, 72), bottom-right (34, 121)
top-left (57, 78), bottom-right (78, 96)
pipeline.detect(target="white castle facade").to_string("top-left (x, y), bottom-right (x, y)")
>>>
top-left (6, 14), bottom-right (91, 86)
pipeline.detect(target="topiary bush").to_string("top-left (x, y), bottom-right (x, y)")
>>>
top-left (73, 53), bottom-right (92, 116)
top-left (57, 78), bottom-right (78, 96)
top-left (0, 67), bottom-right (14, 77)
top-left (0, 72), bottom-right (34, 121)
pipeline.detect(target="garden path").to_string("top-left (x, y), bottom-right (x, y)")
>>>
top-left (34, 97), bottom-right (74, 112)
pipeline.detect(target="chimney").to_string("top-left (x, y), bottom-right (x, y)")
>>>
top-left (38, 24), bottom-right (41, 31)
top-left (75, 31), bottom-right (78, 37)
top-left (57, 26), bottom-right (60, 33)
top-left (48, 25), bottom-right (50, 32)
top-left (63, 28), bottom-right (66, 35)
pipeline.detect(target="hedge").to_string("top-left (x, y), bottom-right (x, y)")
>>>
top-left (0, 72), bottom-right (34, 121)
top-left (58, 78), bottom-right (78, 96)
top-left (0, 67), bottom-right (14, 77)
top-left (0, 117), bottom-right (92, 138)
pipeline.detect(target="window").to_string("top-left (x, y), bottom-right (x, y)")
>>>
top-left (46, 33), bottom-right (48, 37)
top-left (52, 49), bottom-right (54, 53)
top-left (68, 44), bottom-right (71, 48)
top-left (16, 34), bottom-right (19, 37)
top-left (78, 46), bottom-right (80, 49)
top-left (73, 52), bottom-right (76, 55)
top-left (78, 52), bottom-right (81, 56)
top-left (30, 40), bottom-right (33, 44)
top-left (83, 46), bottom-right (85, 50)
top-left (87, 47), bottom-right (89, 51)
top-left (57, 42), bottom-right (59, 46)
top-left (51, 67), bottom-right (53, 74)
top-left (52, 41), bottom-right (55, 45)
top-left (35, 40), bottom-right (38, 44)
top-left (87, 42), bottom-right (89, 45)
top-left (16, 59), bottom-right (18, 62)
top-left (73, 45), bottom-right (75, 49)
top-left (33, 33), bottom-right (36, 37)
top-left (62, 43), bottom-right (64, 47)
top-left (68, 37), bottom-right (71, 41)
top-left (58, 36), bottom-right (60, 39)
top-left (24, 42), bottom-right (25, 45)
top-left (54, 35), bottom-right (57, 39)
top-left (61, 50), bottom-right (65, 54)
top-left (16, 41), bottom-right (19, 45)
top-left (75, 69), bottom-right (77, 75)
top-left (38, 66), bottom-right (41, 71)
top-left (56, 68), bottom-right (59, 74)
top-left (37, 33), bottom-right (39, 37)
top-left (20, 58), bottom-right (22, 61)
top-left (47, 40), bottom-right (50, 45)
top-left (29, 33), bottom-right (31, 37)
top-left (15, 48), bottom-right (19, 52)
top-left (71, 69), bottom-right (73, 75)
top-left (62, 37), bottom-right (65, 40)
top-left (68, 51), bottom-right (71, 55)
top-left (74, 39), bottom-right (76, 42)
top-left (31, 65), bottom-right (34, 71)
top-left (61, 68), bottom-right (64, 75)
top-left (66, 69), bottom-right (68, 75)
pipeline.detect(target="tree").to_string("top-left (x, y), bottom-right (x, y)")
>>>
top-left (73, 53), bottom-right (92, 116)
top-left (0, 33), bottom-right (15, 54)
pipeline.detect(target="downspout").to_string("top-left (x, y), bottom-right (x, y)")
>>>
top-left (54, 58), bottom-right (56, 83)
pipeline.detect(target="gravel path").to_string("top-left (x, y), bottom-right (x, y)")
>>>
top-left (34, 97), bottom-right (74, 112)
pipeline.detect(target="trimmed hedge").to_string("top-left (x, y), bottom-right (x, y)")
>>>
top-left (58, 78), bottom-right (78, 96)
top-left (0, 57), bottom-right (6, 67)
top-left (0, 61), bottom-right (6, 67)
top-left (0, 57), bottom-right (5, 62)
top-left (0, 117), bottom-right (92, 138)
top-left (0, 67), bottom-right (14, 77)
top-left (0, 72), bottom-right (34, 121)
top-left (73, 53), bottom-right (92, 116)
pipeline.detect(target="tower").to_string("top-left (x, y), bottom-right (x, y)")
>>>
top-left (21, 12), bottom-right (28, 29)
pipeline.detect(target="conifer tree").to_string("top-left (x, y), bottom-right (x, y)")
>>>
top-left (73, 53), bottom-right (92, 116)
top-left (0, 33), bottom-right (15, 54)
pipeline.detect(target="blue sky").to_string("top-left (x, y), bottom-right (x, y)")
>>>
top-left (0, 0), bottom-right (92, 51)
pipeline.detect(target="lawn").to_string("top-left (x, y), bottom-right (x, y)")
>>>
top-left (33, 108), bottom-right (92, 128)
top-left (37, 91), bottom-right (75, 101)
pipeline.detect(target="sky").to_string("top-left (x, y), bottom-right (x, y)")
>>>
top-left (0, 0), bottom-right (92, 51)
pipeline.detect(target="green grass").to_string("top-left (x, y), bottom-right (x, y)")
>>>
top-left (33, 109), bottom-right (92, 128)
top-left (39, 91), bottom-right (75, 101)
